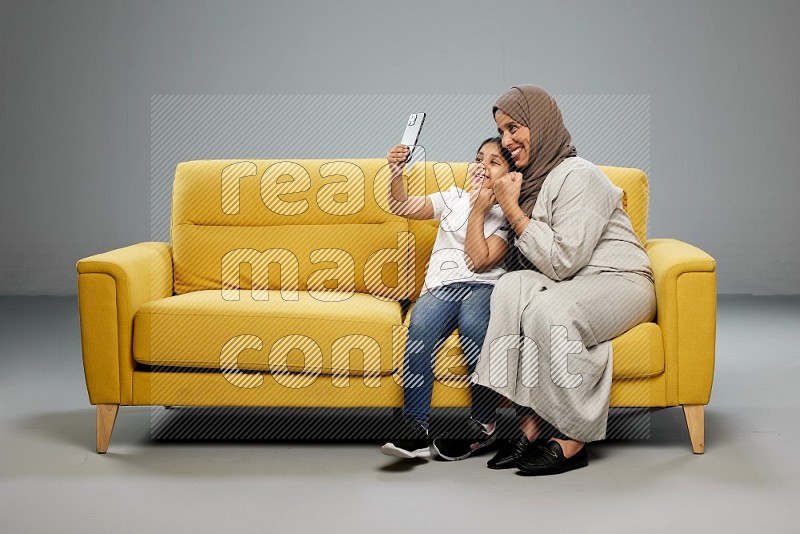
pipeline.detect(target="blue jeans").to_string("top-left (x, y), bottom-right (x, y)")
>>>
top-left (402, 282), bottom-right (499, 427)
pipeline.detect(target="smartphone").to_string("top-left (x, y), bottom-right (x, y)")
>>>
top-left (400, 112), bottom-right (426, 161)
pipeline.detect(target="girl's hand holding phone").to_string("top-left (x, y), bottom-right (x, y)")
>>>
top-left (387, 144), bottom-right (409, 176)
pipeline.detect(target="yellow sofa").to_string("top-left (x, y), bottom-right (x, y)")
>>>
top-left (77, 158), bottom-right (716, 454)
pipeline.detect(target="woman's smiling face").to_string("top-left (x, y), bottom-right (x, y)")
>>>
top-left (495, 109), bottom-right (531, 169)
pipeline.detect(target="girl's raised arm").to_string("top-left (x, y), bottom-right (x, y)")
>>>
top-left (386, 144), bottom-right (434, 220)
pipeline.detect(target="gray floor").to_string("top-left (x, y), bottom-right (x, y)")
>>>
top-left (1, 295), bottom-right (798, 533)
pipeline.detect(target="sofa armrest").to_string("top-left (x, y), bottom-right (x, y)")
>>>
top-left (646, 238), bottom-right (716, 406)
top-left (76, 242), bottom-right (173, 405)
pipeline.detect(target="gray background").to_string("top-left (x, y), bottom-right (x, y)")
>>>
top-left (2, 0), bottom-right (798, 295)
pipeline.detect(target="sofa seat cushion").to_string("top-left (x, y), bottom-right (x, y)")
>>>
top-left (133, 290), bottom-right (404, 376)
top-left (399, 303), bottom-right (663, 382)
top-left (610, 322), bottom-right (664, 378)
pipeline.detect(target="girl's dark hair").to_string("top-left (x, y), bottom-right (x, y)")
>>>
top-left (478, 136), bottom-right (517, 171)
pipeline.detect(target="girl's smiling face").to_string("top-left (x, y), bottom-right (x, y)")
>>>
top-left (495, 109), bottom-right (532, 169)
top-left (470, 140), bottom-right (512, 189)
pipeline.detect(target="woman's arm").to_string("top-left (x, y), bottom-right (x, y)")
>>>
top-left (464, 188), bottom-right (509, 272)
top-left (386, 144), bottom-right (434, 220)
top-left (494, 168), bottom-right (617, 280)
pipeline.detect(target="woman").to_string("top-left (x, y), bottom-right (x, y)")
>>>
top-left (472, 85), bottom-right (657, 475)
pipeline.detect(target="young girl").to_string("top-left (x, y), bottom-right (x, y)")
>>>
top-left (381, 137), bottom-right (515, 460)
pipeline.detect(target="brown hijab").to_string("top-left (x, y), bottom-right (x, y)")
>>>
top-left (493, 85), bottom-right (576, 216)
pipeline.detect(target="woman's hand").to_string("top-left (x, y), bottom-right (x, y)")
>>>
top-left (492, 171), bottom-right (523, 213)
top-left (387, 144), bottom-right (409, 176)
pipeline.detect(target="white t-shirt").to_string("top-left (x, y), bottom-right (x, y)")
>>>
top-left (421, 186), bottom-right (510, 294)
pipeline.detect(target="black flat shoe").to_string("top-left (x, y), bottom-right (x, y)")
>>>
top-left (515, 440), bottom-right (588, 476)
top-left (487, 431), bottom-right (537, 470)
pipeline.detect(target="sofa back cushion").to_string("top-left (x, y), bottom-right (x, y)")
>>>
top-left (171, 159), bottom-right (413, 299)
top-left (404, 161), bottom-right (650, 300)
top-left (597, 165), bottom-right (649, 245)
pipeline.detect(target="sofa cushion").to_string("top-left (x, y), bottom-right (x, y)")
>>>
top-left (610, 322), bottom-right (664, 378)
top-left (397, 303), bottom-right (663, 383)
top-left (596, 165), bottom-right (649, 246)
top-left (172, 221), bottom-right (413, 299)
top-left (171, 159), bottom-right (415, 299)
top-left (133, 290), bottom-right (404, 376)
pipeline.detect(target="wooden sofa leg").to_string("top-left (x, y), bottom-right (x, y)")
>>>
top-left (96, 404), bottom-right (119, 454)
top-left (682, 404), bottom-right (705, 454)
